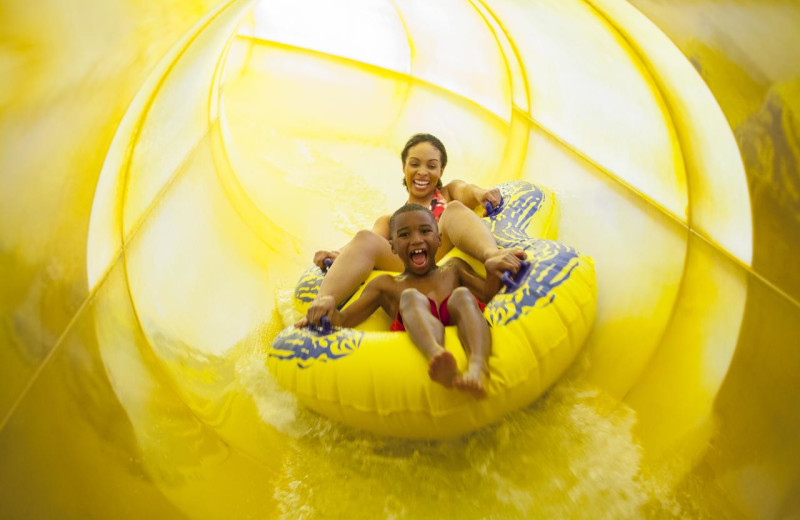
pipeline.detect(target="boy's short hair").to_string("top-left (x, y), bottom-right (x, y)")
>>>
top-left (389, 203), bottom-right (437, 237)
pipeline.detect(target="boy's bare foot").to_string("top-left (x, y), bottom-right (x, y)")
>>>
top-left (454, 367), bottom-right (489, 398)
top-left (428, 350), bottom-right (458, 387)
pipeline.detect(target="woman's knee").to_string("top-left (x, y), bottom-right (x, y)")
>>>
top-left (350, 229), bottom-right (385, 252)
top-left (438, 200), bottom-right (474, 234)
top-left (440, 200), bottom-right (468, 218)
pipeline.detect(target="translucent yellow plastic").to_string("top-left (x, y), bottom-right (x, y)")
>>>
top-left (2, 0), bottom-right (799, 518)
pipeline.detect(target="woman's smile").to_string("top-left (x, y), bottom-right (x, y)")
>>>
top-left (413, 179), bottom-right (431, 190)
top-left (404, 142), bottom-right (443, 199)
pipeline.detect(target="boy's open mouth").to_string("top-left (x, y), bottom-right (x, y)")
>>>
top-left (410, 248), bottom-right (427, 267)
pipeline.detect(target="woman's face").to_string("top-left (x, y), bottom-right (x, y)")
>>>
top-left (403, 141), bottom-right (443, 198)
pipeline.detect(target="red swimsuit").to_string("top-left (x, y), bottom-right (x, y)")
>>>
top-left (429, 188), bottom-right (447, 222)
top-left (389, 293), bottom-right (486, 332)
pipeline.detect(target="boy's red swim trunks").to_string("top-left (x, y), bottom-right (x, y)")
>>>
top-left (390, 292), bottom-right (486, 332)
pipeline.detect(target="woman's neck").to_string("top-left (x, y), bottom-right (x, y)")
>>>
top-left (407, 189), bottom-right (439, 206)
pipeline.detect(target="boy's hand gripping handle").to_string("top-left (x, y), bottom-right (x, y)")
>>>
top-left (309, 316), bottom-right (333, 335)
top-left (501, 260), bottom-right (533, 292)
top-left (484, 197), bottom-right (503, 218)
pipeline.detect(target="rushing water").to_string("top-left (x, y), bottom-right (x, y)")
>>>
top-left (242, 324), bottom-right (703, 520)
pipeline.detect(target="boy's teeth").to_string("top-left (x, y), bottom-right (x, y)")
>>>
top-left (410, 249), bottom-right (427, 266)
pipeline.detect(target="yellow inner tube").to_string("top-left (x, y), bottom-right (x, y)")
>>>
top-left (269, 181), bottom-right (597, 438)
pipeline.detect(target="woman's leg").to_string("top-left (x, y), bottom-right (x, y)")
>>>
top-left (446, 287), bottom-right (491, 397)
top-left (437, 201), bottom-right (497, 261)
top-left (399, 289), bottom-right (458, 387)
top-left (318, 230), bottom-right (404, 306)
top-left (437, 201), bottom-right (526, 278)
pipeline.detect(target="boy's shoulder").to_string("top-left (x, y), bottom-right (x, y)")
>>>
top-left (363, 273), bottom-right (404, 299)
top-left (371, 273), bottom-right (397, 286)
top-left (440, 257), bottom-right (470, 270)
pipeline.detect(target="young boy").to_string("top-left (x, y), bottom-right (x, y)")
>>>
top-left (296, 204), bottom-right (526, 397)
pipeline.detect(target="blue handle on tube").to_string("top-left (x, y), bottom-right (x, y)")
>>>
top-left (501, 260), bottom-right (533, 292)
top-left (310, 315), bottom-right (332, 335)
top-left (484, 197), bottom-right (503, 217)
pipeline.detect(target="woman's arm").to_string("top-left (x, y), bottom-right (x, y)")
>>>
top-left (443, 180), bottom-right (502, 209)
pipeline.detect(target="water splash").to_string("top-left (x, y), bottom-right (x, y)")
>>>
top-left (263, 361), bottom-right (698, 520)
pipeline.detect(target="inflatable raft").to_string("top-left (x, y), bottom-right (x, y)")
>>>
top-left (268, 181), bottom-right (597, 438)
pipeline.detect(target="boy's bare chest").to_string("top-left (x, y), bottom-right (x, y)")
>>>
top-left (395, 268), bottom-right (459, 306)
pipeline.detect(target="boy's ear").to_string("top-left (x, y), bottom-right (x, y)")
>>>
top-left (389, 238), bottom-right (396, 254)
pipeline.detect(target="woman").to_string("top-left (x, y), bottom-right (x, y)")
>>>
top-left (307, 133), bottom-right (526, 324)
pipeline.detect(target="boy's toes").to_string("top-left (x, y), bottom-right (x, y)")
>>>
top-left (454, 373), bottom-right (488, 398)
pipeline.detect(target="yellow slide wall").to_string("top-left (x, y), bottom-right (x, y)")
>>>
top-left (1, 0), bottom-right (798, 518)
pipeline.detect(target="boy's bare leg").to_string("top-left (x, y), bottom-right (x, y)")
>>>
top-left (399, 289), bottom-right (458, 387)
top-left (437, 201), bottom-right (524, 275)
top-left (317, 230), bottom-right (404, 306)
top-left (446, 287), bottom-right (491, 398)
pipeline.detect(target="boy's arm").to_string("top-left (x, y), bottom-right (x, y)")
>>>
top-left (450, 258), bottom-right (502, 303)
top-left (453, 251), bottom-right (525, 303)
top-left (337, 275), bottom-right (391, 328)
top-left (295, 276), bottom-right (389, 329)
top-left (481, 251), bottom-right (527, 299)
top-left (296, 294), bottom-right (337, 328)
